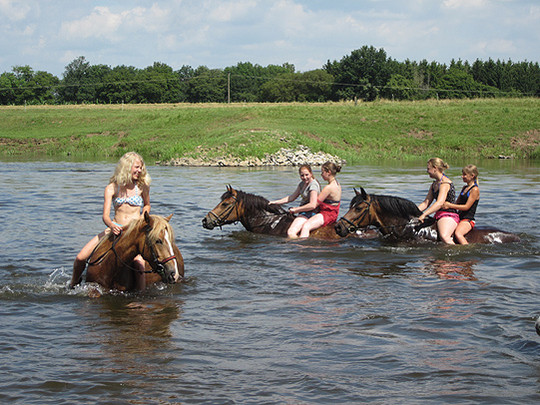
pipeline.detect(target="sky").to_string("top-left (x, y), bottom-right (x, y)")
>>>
top-left (1, 0), bottom-right (539, 77)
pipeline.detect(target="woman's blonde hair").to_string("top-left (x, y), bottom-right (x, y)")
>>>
top-left (427, 157), bottom-right (449, 172)
top-left (463, 164), bottom-right (479, 182)
top-left (322, 161), bottom-right (342, 176)
top-left (110, 152), bottom-right (151, 187)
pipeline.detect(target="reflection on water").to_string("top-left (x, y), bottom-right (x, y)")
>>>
top-left (0, 160), bottom-right (539, 404)
top-left (77, 298), bottom-right (183, 386)
top-left (425, 259), bottom-right (478, 281)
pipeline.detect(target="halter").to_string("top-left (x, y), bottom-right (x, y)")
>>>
top-left (206, 194), bottom-right (240, 228)
top-left (339, 198), bottom-right (373, 233)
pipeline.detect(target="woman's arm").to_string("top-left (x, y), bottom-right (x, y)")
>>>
top-left (102, 183), bottom-right (122, 234)
top-left (443, 187), bottom-right (479, 211)
top-left (141, 185), bottom-right (151, 216)
top-left (417, 184), bottom-right (434, 212)
top-left (420, 182), bottom-right (450, 219)
top-left (290, 190), bottom-right (318, 214)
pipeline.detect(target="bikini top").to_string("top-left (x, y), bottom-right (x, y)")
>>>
top-left (321, 198), bottom-right (341, 205)
top-left (113, 185), bottom-right (144, 208)
top-left (458, 182), bottom-right (478, 199)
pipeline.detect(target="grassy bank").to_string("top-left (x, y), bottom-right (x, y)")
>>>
top-left (0, 99), bottom-right (538, 163)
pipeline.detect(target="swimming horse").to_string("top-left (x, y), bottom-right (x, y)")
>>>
top-left (83, 212), bottom-right (184, 291)
top-left (334, 188), bottom-right (520, 244)
top-left (202, 185), bottom-right (358, 239)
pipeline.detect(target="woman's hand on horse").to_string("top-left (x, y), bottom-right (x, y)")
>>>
top-left (111, 224), bottom-right (123, 235)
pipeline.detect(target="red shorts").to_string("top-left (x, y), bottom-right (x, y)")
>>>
top-left (434, 211), bottom-right (460, 224)
top-left (459, 218), bottom-right (476, 229)
top-left (319, 201), bottom-right (340, 226)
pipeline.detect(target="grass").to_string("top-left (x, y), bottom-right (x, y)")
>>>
top-left (0, 98), bottom-right (538, 163)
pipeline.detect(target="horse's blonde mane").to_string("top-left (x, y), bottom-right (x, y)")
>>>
top-left (99, 215), bottom-right (174, 245)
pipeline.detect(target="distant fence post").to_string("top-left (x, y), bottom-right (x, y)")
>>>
top-left (227, 73), bottom-right (231, 104)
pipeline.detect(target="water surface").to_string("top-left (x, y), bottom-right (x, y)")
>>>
top-left (0, 160), bottom-right (539, 404)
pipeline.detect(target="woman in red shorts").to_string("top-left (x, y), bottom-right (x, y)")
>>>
top-left (296, 161), bottom-right (342, 238)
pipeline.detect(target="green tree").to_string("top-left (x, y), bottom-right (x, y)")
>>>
top-left (325, 46), bottom-right (395, 101)
top-left (59, 56), bottom-right (91, 103)
top-left (102, 65), bottom-right (139, 103)
top-left (185, 66), bottom-right (227, 102)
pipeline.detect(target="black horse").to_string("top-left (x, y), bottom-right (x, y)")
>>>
top-left (335, 188), bottom-right (520, 244)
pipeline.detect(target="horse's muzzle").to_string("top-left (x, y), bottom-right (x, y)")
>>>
top-left (202, 216), bottom-right (216, 230)
top-left (334, 220), bottom-right (349, 237)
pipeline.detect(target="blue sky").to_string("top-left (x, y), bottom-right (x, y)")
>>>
top-left (1, 0), bottom-right (538, 77)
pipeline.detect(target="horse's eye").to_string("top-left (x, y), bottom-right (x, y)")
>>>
top-left (156, 239), bottom-right (163, 244)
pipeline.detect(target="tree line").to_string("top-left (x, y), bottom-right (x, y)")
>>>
top-left (1, 46), bottom-right (538, 105)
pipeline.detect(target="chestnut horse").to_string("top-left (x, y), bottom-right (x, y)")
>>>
top-left (202, 185), bottom-right (353, 239)
top-left (335, 188), bottom-right (520, 244)
top-left (84, 212), bottom-right (184, 291)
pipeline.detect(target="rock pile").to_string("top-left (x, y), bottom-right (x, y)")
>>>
top-left (157, 145), bottom-right (345, 167)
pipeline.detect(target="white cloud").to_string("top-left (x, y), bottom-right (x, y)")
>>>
top-left (0, 0), bottom-right (32, 21)
top-left (0, 0), bottom-right (538, 76)
top-left (60, 7), bottom-right (123, 40)
top-left (59, 4), bottom-right (170, 41)
top-left (208, 0), bottom-right (257, 22)
top-left (442, 0), bottom-right (488, 10)
top-left (470, 39), bottom-right (516, 57)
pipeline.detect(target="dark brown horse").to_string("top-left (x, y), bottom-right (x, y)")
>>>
top-left (202, 185), bottom-right (352, 239)
top-left (335, 188), bottom-right (520, 244)
top-left (85, 212), bottom-right (184, 291)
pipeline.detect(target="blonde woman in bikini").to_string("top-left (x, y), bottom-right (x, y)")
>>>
top-left (70, 152), bottom-right (151, 289)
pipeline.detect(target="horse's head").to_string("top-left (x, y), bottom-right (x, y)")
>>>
top-left (141, 212), bottom-right (183, 284)
top-left (202, 185), bottom-right (244, 229)
top-left (335, 188), bottom-right (375, 237)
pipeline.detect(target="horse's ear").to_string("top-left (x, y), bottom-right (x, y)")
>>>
top-left (227, 185), bottom-right (237, 196)
top-left (142, 211), bottom-right (153, 232)
top-left (354, 188), bottom-right (361, 196)
top-left (360, 188), bottom-right (368, 199)
top-left (165, 214), bottom-right (173, 222)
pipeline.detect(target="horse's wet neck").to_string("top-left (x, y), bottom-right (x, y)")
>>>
top-left (376, 214), bottom-right (411, 236)
top-left (242, 210), bottom-right (291, 235)
top-left (113, 233), bottom-right (141, 262)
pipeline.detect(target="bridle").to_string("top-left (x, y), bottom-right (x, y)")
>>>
top-left (339, 199), bottom-right (373, 233)
top-left (206, 194), bottom-right (240, 228)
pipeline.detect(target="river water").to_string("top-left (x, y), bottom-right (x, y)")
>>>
top-left (0, 159), bottom-right (539, 404)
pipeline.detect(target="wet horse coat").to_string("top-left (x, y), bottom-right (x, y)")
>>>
top-left (335, 188), bottom-right (520, 244)
top-left (85, 213), bottom-right (184, 291)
